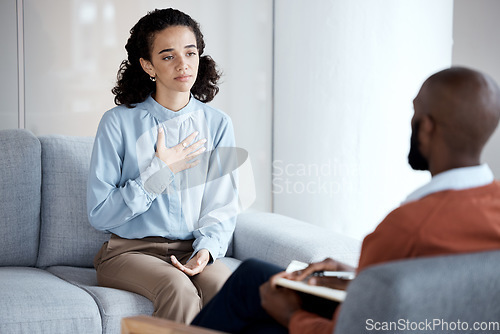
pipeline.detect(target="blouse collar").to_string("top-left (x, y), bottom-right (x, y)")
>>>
top-left (141, 94), bottom-right (197, 122)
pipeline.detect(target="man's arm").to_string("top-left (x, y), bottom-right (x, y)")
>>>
top-left (259, 205), bottom-right (417, 333)
top-left (259, 258), bottom-right (352, 333)
top-left (289, 311), bottom-right (336, 334)
top-left (259, 280), bottom-right (339, 334)
top-left (259, 280), bottom-right (302, 327)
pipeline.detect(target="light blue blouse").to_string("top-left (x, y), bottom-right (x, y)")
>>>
top-left (87, 95), bottom-right (238, 260)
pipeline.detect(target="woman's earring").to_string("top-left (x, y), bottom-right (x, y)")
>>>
top-left (150, 76), bottom-right (156, 82)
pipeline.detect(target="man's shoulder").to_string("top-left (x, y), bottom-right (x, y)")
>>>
top-left (368, 203), bottom-right (423, 239)
top-left (381, 180), bottom-right (500, 229)
top-left (473, 179), bottom-right (500, 195)
top-left (488, 179), bottom-right (500, 190)
top-left (404, 180), bottom-right (500, 206)
top-left (428, 180), bottom-right (500, 200)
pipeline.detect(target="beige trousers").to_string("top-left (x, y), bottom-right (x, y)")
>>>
top-left (93, 234), bottom-right (231, 324)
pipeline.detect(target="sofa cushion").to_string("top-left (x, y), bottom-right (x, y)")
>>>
top-left (0, 129), bottom-right (41, 266)
top-left (47, 266), bottom-right (154, 334)
top-left (37, 135), bottom-right (109, 268)
top-left (46, 259), bottom-right (240, 334)
top-left (84, 286), bottom-right (154, 334)
top-left (0, 267), bottom-right (101, 334)
top-left (218, 256), bottom-right (241, 272)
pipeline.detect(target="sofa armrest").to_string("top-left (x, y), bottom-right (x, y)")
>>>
top-left (334, 250), bottom-right (500, 334)
top-left (232, 211), bottom-right (361, 268)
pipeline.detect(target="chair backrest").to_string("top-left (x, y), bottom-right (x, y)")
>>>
top-left (0, 129), bottom-right (41, 267)
top-left (335, 250), bottom-right (500, 334)
top-left (36, 135), bottom-right (109, 268)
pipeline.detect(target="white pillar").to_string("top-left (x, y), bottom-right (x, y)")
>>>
top-left (273, 0), bottom-right (454, 239)
top-left (453, 0), bottom-right (500, 183)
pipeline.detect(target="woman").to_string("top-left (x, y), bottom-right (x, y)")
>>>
top-left (87, 8), bottom-right (237, 323)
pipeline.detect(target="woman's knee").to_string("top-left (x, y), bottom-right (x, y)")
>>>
top-left (153, 271), bottom-right (201, 308)
top-left (153, 275), bottom-right (201, 322)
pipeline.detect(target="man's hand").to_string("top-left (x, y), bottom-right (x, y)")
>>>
top-left (285, 258), bottom-right (355, 291)
top-left (171, 249), bottom-right (210, 276)
top-left (156, 127), bottom-right (207, 174)
top-left (260, 272), bottom-right (302, 328)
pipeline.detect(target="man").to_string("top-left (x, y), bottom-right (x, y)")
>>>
top-left (191, 67), bottom-right (500, 333)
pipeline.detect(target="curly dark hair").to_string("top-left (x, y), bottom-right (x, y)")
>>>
top-left (112, 8), bottom-right (221, 107)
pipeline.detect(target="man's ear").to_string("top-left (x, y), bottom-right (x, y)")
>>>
top-left (418, 114), bottom-right (435, 154)
top-left (420, 114), bottom-right (435, 136)
top-left (139, 58), bottom-right (155, 78)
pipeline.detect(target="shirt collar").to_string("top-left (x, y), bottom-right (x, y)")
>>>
top-left (141, 94), bottom-right (196, 122)
top-left (403, 164), bottom-right (494, 204)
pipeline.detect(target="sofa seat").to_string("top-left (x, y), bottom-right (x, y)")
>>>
top-left (44, 257), bottom-right (251, 333)
top-left (47, 266), bottom-right (154, 334)
top-left (0, 267), bottom-right (101, 333)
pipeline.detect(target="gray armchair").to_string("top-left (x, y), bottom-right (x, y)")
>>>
top-left (335, 250), bottom-right (500, 333)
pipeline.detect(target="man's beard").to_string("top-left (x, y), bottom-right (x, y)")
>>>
top-left (408, 121), bottom-right (429, 171)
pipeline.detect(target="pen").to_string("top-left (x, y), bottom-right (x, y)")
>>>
top-left (312, 271), bottom-right (356, 280)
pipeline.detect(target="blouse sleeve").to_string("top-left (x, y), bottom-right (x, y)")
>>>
top-left (86, 111), bottom-right (174, 231)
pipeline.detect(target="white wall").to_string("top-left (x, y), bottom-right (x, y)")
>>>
top-left (273, 0), bottom-right (454, 240)
top-left (453, 0), bottom-right (500, 178)
top-left (8, 0), bottom-right (273, 212)
top-left (4, 1), bottom-right (485, 241)
top-left (0, 0), bottom-right (18, 130)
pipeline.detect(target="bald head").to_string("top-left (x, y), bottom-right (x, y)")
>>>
top-left (410, 67), bottom-right (500, 174)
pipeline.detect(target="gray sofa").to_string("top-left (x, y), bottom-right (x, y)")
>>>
top-left (0, 129), bottom-right (360, 334)
top-left (4, 128), bottom-right (498, 334)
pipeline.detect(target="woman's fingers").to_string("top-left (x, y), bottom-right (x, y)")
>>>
top-left (171, 254), bottom-right (206, 276)
top-left (161, 129), bottom-right (208, 155)
top-left (154, 128), bottom-right (208, 173)
top-left (156, 127), bottom-right (166, 152)
top-left (183, 159), bottom-right (201, 169)
top-left (185, 146), bottom-right (206, 160)
top-left (185, 138), bottom-right (207, 155)
top-left (170, 255), bottom-right (198, 276)
top-left (170, 255), bottom-right (185, 272)
top-left (178, 131), bottom-right (199, 149)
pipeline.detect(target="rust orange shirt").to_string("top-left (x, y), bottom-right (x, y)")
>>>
top-left (290, 180), bottom-right (500, 334)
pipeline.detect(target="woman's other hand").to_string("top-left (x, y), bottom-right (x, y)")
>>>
top-left (170, 249), bottom-right (210, 276)
top-left (156, 127), bottom-right (207, 174)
